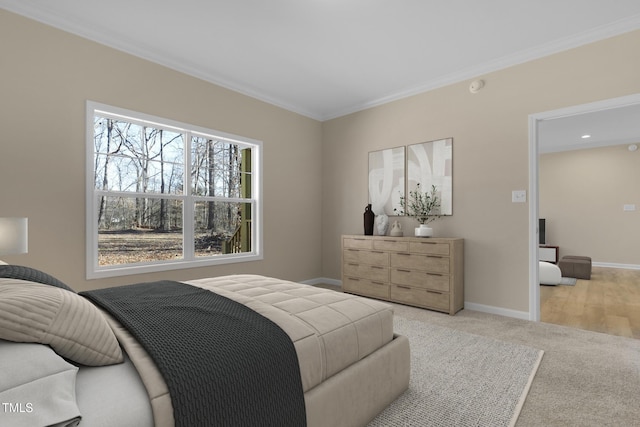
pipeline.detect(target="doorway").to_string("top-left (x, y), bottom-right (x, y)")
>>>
top-left (528, 93), bottom-right (640, 322)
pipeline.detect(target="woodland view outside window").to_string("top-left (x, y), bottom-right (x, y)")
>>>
top-left (86, 102), bottom-right (262, 279)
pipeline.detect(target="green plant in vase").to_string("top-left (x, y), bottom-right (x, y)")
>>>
top-left (394, 183), bottom-right (441, 236)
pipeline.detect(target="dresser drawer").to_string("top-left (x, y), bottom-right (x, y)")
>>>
top-left (343, 277), bottom-right (390, 299)
top-left (391, 268), bottom-right (450, 292)
top-left (373, 239), bottom-right (409, 252)
top-left (343, 248), bottom-right (389, 266)
top-left (390, 285), bottom-right (449, 311)
top-left (409, 241), bottom-right (450, 256)
top-left (341, 235), bottom-right (463, 315)
top-left (343, 263), bottom-right (389, 282)
top-left (343, 237), bottom-right (372, 250)
top-left (390, 253), bottom-right (450, 274)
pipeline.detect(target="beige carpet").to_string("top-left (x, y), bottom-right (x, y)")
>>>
top-left (368, 317), bottom-right (543, 426)
top-left (312, 284), bottom-right (640, 426)
top-left (388, 302), bottom-right (640, 427)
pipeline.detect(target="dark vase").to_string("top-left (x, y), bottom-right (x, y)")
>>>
top-left (363, 204), bottom-right (374, 235)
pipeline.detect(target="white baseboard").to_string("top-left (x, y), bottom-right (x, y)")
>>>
top-left (465, 263), bottom-right (640, 321)
top-left (463, 302), bottom-right (530, 320)
top-left (593, 262), bottom-right (640, 270)
top-left (301, 278), bottom-right (532, 320)
top-left (300, 277), bottom-right (342, 287)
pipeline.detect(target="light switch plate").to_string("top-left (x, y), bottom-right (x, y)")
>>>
top-left (512, 190), bottom-right (527, 203)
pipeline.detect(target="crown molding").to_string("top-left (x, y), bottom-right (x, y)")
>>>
top-left (322, 14), bottom-right (640, 121)
top-left (3, 3), bottom-right (640, 122)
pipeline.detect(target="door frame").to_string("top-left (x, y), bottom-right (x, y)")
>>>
top-left (528, 93), bottom-right (640, 321)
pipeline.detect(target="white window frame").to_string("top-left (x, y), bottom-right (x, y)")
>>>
top-left (86, 101), bottom-right (263, 279)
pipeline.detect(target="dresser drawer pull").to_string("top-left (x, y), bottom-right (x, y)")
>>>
top-left (397, 269), bottom-right (411, 273)
top-left (420, 241), bottom-right (437, 245)
top-left (371, 281), bottom-right (385, 286)
top-left (397, 285), bottom-right (411, 290)
top-left (371, 266), bottom-right (385, 270)
top-left (347, 248), bottom-right (359, 252)
top-left (426, 272), bottom-right (443, 276)
top-left (398, 253), bottom-right (411, 256)
top-left (353, 238), bottom-right (367, 241)
top-left (348, 277), bottom-right (360, 281)
top-left (426, 255), bottom-right (443, 259)
top-left (426, 290), bottom-right (443, 295)
top-left (348, 263), bottom-right (359, 266)
top-left (372, 250), bottom-right (384, 254)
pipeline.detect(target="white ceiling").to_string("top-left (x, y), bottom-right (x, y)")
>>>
top-left (538, 102), bottom-right (640, 153)
top-left (3, 1), bottom-right (640, 154)
top-left (2, 0), bottom-right (640, 122)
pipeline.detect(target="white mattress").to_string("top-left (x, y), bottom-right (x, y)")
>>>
top-left (75, 354), bottom-right (154, 427)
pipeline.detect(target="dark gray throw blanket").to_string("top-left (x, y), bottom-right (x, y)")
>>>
top-left (0, 265), bottom-right (75, 292)
top-left (81, 281), bottom-right (306, 427)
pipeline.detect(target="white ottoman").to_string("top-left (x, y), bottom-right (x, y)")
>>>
top-left (539, 261), bottom-right (562, 285)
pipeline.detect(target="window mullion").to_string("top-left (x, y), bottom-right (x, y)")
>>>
top-left (183, 131), bottom-right (195, 261)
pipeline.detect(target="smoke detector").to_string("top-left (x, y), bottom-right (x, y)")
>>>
top-left (469, 79), bottom-right (485, 93)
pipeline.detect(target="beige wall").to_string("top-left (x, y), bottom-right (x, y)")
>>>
top-left (540, 144), bottom-right (640, 265)
top-left (322, 30), bottom-right (640, 313)
top-left (0, 10), bottom-right (323, 291)
top-left (3, 9), bottom-right (640, 313)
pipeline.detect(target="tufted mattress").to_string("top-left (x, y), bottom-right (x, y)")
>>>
top-left (102, 274), bottom-right (409, 427)
top-left (186, 274), bottom-right (395, 391)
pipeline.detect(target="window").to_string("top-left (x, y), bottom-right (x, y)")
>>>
top-left (86, 101), bottom-right (262, 279)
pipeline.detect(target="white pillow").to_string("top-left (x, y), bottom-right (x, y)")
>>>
top-left (0, 340), bottom-right (81, 427)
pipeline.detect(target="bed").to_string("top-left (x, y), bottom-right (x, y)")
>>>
top-left (0, 266), bottom-right (410, 427)
top-left (539, 261), bottom-right (562, 285)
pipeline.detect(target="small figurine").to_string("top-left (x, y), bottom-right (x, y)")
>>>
top-left (376, 214), bottom-right (389, 236)
top-left (390, 220), bottom-right (403, 237)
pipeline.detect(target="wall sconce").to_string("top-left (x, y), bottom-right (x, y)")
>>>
top-left (0, 218), bottom-right (28, 260)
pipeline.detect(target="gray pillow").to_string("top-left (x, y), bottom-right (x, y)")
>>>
top-left (0, 278), bottom-right (123, 366)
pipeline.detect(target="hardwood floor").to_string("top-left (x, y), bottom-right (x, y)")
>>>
top-left (540, 267), bottom-right (640, 339)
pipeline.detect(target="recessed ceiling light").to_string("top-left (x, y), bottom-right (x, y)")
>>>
top-left (581, 134), bottom-right (591, 139)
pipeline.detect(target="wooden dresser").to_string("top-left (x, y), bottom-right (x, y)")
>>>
top-left (341, 235), bottom-right (464, 315)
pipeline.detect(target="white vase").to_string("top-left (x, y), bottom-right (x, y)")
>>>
top-left (414, 224), bottom-right (433, 237)
top-left (376, 214), bottom-right (389, 236)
